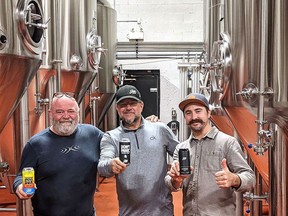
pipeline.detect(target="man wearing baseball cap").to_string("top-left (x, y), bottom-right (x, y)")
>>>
top-left (98, 85), bottom-right (179, 216)
top-left (165, 92), bottom-right (256, 216)
top-left (115, 84), bottom-right (142, 104)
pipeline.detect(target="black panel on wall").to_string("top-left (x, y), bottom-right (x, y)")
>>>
top-left (122, 69), bottom-right (160, 118)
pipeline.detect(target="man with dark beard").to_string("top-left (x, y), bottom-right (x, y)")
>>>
top-left (98, 85), bottom-right (179, 216)
top-left (165, 93), bottom-right (256, 216)
top-left (13, 93), bottom-right (103, 216)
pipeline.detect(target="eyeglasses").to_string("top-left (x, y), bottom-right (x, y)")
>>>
top-left (117, 101), bottom-right (140, 108)
top-left (53, 92), bottom-right (75, 99)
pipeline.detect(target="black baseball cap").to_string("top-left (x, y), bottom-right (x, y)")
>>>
top-left (116, 85), bottom-right (142, 104)
top-left (179, 93), bottom-right (210, 111)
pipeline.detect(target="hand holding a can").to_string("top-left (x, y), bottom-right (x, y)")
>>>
top-left (15, 167), bottom-right (36, 199)
top-left (168, 160), bottom-right (193, 189)
top-left (15, 183), bottom-right (36, 199)
top-left (110, 158), bottom-right (127, 174)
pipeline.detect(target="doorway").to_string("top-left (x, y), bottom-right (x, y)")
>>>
top-left (123, 69), bottom-right (160, 118)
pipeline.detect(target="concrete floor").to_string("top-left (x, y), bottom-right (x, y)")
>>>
top-left (95, 177), bottom-right (182, 216)
top-left (0, 177), bottom-right (183, 216)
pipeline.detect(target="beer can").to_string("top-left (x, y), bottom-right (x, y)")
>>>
top-left (119, 138), bottom-right (131, 165)
top-left (179, 149), bottom-right (191, 175)
top-left (22, 167), bottom-right (35, 195)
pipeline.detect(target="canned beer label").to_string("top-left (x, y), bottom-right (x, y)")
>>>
top-left (179, 149), bottom-right (191, 175)
top-left (22, 167), bottom-right (35, 195)
top-left (119, 138), bottom-right (131, 165)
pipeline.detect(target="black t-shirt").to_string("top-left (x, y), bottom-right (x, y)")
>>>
top-left (14, 124), bottom-right (103, 216)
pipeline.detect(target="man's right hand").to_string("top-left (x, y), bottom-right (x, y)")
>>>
top-left (110, 157), bottom-right (127, 174)
top-left (168, 161), bottom-right (192, 189)
top-left (15, 184), bottom-right (34, 200)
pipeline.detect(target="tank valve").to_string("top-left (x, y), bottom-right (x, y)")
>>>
top-left (34, 94), bottom-right (49, 115)
top-left (236, 83), bottom-right (274, 102)
top-left (244, 192), bottom-right (269, 214)
top-left (254, 120), bottom-right (273, 155)
top-left (0, 162), bottom-right (9, 173)
top-left (258, 129), bottom-right (272, 139)
top-left (236, 83), bottom-right (258, 102)
top-left (254, 143), bottom-right (268, 155)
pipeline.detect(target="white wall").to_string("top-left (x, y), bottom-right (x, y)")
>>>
top-left (107, 0), bottom-right (204, 125)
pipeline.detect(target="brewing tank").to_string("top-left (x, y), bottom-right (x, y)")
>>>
top-left (89, 0), bottom-right (118, 131)
top-left (97, 0), bottom-right (117, 94)
top-left (0, 0), bottom-right (44, 133)
top-left (203, 0), bottom-right (288, 215)
top-left (40, 0), bottom-right (100, 103)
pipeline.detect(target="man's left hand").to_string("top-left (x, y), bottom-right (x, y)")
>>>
top-left (215, 158), bottom-right (241, 188)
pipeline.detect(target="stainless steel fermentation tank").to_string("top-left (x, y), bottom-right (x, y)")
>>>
top-left (202, 0), bottom-right (288, 215)
top-left (39, 0), bottom-right (117, 128)
top-left (0, 0), bottom-right (44, 134)
top-left (0, 0), bottom-right (117, 215)
top-left (40, 0), bottom-right (100, 102)
top-left (0, 0), bottom-right (45, 193)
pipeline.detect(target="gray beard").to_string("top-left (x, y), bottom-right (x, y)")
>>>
top-left (53, 121), bottom-right (78, 136)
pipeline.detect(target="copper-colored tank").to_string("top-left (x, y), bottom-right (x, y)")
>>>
top-left (0, 0), bottom-right (44, 191)
top-left (0, 0), bottom-right (44, 133)
top-left (0, 0), bottom-right (118, 215)
top-left (203, 0), bottom-right (288, 215)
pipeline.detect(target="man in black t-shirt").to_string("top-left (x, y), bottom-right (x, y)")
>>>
top-left (13, 93), bottom-right (103, 216)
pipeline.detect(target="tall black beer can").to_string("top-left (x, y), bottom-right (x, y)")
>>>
top-left (119, 138), bottom-right (131, 165)
top-left (179, 148), bottom-right (191, 175)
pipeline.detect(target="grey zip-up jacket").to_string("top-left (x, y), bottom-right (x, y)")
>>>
top-left (98, 117), bottom-right (179, 216)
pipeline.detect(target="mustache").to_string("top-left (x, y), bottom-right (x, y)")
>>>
top-left (188, 119), bottom-right (204, 125)
top-left (60, 121), bottom-right (72, 123)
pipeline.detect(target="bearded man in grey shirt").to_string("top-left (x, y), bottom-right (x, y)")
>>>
top-left (98, 85), bottom-right (179, 216)
top-left (165, 93), bottom-right (256, 216)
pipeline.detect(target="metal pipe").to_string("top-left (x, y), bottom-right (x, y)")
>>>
top-left (116, 41), bottom-right (204, 60)
top-left (55, 60), bottom-right (62, 92)
top-left (117, 42), bottom-right (203, 52)
top-left (256, 0), bottom-right (268, 146)
top-left (90, 96), bottom-right (100, 126)
top-left (13, 107), bottom-right (24, 216)
top-left (269, 124), bottom-right (287, 216)
top-left (236, 192), bottom-right (243, 216)
top-left (45, 103), bottom-right (49, 128)
top-left (116, 53), bottom-right (201, 60)
top-left (178, 58), bottom-right (199, 141)
top-left (34, 71), bottom-right (42, 115)
top-left (248, 1), bottom-right (269, 215)
top-left (255, 170), bottom-right (263, 215)
top-left (97, 94), bottom-right (116, 128)
top-left (54, 0), bottom-right (61, 93)
top-left (17, 93), bottom-right (34, 216)
top-left (0, 208), bottom-right (16, 212)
